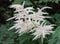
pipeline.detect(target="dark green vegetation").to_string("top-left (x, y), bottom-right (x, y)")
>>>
top-left (0, 0), bottom-right (60, 44)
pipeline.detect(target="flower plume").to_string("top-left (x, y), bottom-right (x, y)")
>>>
top-left (7, 1), bottom-right (55, 40)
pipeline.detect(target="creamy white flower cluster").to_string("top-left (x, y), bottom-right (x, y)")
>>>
top-left (7, 1), bottom-right (55, 40)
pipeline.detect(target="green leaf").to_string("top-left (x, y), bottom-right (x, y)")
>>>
top-left (48, 26), bottom-right (60, 44)
top-left (14, 0), bottom-right (32, 6)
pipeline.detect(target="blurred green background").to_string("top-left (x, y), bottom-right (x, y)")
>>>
top-left (0, 0), bottom-right (60, 44)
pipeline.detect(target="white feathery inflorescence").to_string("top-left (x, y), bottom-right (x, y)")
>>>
top-left (7, 1), bottom-right (55, 40)
top-left (7, 1), bottom-right (35, 35)
top-left (32, 21), bottom-right (55, 40)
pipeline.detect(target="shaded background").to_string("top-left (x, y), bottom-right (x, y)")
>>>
top-left (0, 0), bottom-right (60, 44)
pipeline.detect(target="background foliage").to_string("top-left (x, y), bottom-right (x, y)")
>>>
top-left (0, 0), bottom-right (60, 44)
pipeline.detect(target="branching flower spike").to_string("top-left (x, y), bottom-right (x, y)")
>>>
top-left (32, 21), bottom-right (55, 40)
top-left (7, 1), bottom-right (55, 40)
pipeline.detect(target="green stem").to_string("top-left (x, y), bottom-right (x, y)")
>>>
top-left (41, 36), bottom-right (43, 44)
